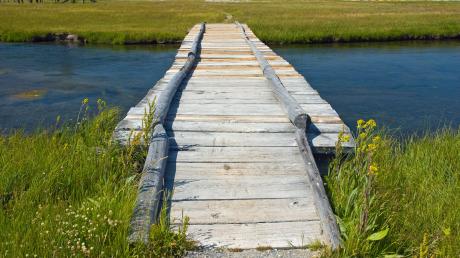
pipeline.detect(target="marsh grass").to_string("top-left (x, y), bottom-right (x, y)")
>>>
top-left (325, 120), bottom-right (460, 257)
top-left (0, 100), bottom-right (192, 257)
top-left (1, 0), bottom-right (460, 44)
top-left (145, 197), bottom-right (195, 257)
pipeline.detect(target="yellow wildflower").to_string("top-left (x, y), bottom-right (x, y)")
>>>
top-left (368, 163), bottom-right (378, 175)
top-left (367, 143), bottom-right (377, 152)
top-left (339, 133), bottom-right (351, 143)
top-left (357, 119), bottom-right (365, 128)
top-left (359, 132), bottom-right (367, 139)
top-left (443, 227), bottom-right (451, 236)
top-left (82, 98), bottom-right (89, 105)
top-left (372, 135), bottom-right (381, 143)
top-left (365, 119), bottom-right (377, 129)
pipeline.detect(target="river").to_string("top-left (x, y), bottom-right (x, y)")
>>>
top-left (1, 41), bottom-right (459, 134)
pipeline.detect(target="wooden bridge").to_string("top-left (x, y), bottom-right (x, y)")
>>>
top-left (114, 23), bottom-right (353, 250)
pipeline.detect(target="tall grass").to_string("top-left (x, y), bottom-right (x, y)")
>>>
top-left (1, 104), bottom-right (459, 256)
top-left (325, 120), bottom-right (460, 257)
top-left (0, 100), bottom-right (192, 257)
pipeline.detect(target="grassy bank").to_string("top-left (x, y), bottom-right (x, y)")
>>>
top-left (1, 104), bottom-right (459, 256)
top-left (325, 120), bottom-right (460, 257)
top-left (1, 0), bottom-right (460, 44)
top-left (0, 101), bottom-right (192, 257)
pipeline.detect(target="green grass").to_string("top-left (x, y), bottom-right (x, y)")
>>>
top-left (0, 100), bottom-right (193, 257)
top-left (1, 0), bottom-right (460, 44)
top-left (1, 106), bottom-right (459, 256)
top-left (324, 120), bottom-right (460, 257)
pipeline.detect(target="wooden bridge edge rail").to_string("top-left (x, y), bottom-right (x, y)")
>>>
top-left (236, 22), bottom-right (309, 130)
top-left (127, 23), bottom-right (206, 243)
top-left (236, 22), bottom-right (340, 249)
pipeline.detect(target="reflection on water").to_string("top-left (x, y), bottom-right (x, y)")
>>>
top-left (11, 89), bottom-right (47, 100)
top-left (0, 43), bottom-right (177, 130)
top-left (274, 41), bottom-right (460, 134)
top-left (1, 41), bottom-right (459, 134)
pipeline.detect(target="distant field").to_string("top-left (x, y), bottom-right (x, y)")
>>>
top-left (1, 0), bottom-right (460, 44)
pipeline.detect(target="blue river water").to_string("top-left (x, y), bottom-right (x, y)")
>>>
top-left (0, 43), bottom-right (177, 130)
top-left (1, 41), bottom-right (459, 134)
top-left (274, 41), bottom-right (460, 134)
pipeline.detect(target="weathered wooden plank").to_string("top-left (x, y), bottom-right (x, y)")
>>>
top-left (292, 94), bottom-right (326, 104)
top-left (178, 50), bottom-right (255, 54)
top-left (310, 132), bottom-right (355, 148)
top-left (165, 114), bottom-right (342, 124)
top-left (176, 57), bottom-right (282, 63)
top-left (156, 82), bottom-right (274, 89)
top-left (168, 98), bottom-right (325, 104)
top-left (154, 87), bottom-right (289, 94)
top-left (170, 131), bottom-right (298, 147)
top-left (171, 64), bottom-right (294, 70)
top-left (182, 221), bottom-right (323, 249)
top-left (164, 74), bottom-right (267, 79)
top-left (166, 121), bottom-right (348, 134)
top-left (120, 119), bottom-right (295, 133)
top-left (180, 45), bottom-right (269, 50)
top-left (166, 114), bottom-right (292, 123)
top-left (170, 198), bottom-right (318, 224)
top-left (169, 177), bottom-right (310, 200)
top-left (170, 131), bottom-right (353, 150)
top-left (166, 70), bottom-right (264, 75)
top-left (169, 146), bottom-right (305, 163)
top-left (167, 70), bottom-right (299, 77)
top-left (176, 54), bottom-right (259, 59)
top-left (175, 60), bottom-right (289, 65)
top-left (165, 162), bottom-right (306, 180)
top-left (128, 104), bottom-right (337, 117)
top-left (154, 86), bottom-right (318, 95)
top-left (181, 40), bottom-right (264, 43)
top-left (168, 93), bottom-right (326, 104)
top-left (112, 130), bottom-right (352, 155)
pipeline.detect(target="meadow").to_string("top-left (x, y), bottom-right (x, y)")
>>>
top-left (1, 0), bottom-right (460, 44)
top-left (324, 120), bottom-right (460, 257)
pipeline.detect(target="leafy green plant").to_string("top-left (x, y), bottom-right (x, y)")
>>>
top-left (326, 119), bottom-right (389, 257)
top-left (325, 120), bottom-right (460, 257)
top-left (144, 194), bottom-right (195, 258)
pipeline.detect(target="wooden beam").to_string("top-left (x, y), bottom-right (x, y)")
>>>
top-left (295, 128), bottom-right (341, 249)
top-left (128, 23), bottom-right (206, 243)
top-left (154, 23), bottom-right (206, 124)
top-left (128, 124), bottom-right (169, 243)
top-left (236, 22), bottom-right (310, 130)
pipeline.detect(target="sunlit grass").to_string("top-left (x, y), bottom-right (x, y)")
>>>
top-left (0, 0), bottom-right (459, 44)
top-left (1, 103), bottom-right (459, 256)
top-left (325, 120), bottom-right (460, 257)
top-left (0, 100), bottom-right (193, 257)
